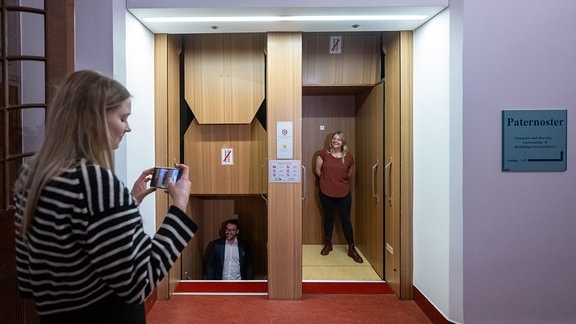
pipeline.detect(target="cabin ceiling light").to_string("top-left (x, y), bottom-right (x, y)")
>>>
top-left (142, 15), bottom-right (428, 23)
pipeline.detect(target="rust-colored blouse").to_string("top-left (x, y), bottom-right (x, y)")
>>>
top-left (318, 150), bottom-right (354, 198)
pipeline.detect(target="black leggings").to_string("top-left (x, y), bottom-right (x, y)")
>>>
top-left (319, 191), bottom-right (354, 245)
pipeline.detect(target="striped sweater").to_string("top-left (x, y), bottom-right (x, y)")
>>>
top-left (13, 160), bottom-right (197, 316)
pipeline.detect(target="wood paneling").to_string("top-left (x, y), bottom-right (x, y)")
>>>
top-left (184, 34), bottom-right (265, 124)
top-left (302, 32), bottom-right (381, 86)
top-left (46, 0), bottom-right (74, 102)
top-left (383, 31), bottom-right (414, 299)
top-left (399, 31), bottom-right (414, 300)
top-left (355, 83), bottom-right (384, 279)
top-left (384, 31), bottom-right (402, 298)
top-left (183, 119), bottom-right (267, 194)
top-left (181, 197), bottom-right (205, 280)
top-left (232, 196), bottom-right (268, 279)
top-left (266, 33), bottom-right (302, 299)
top-left (301, 95), bottom-right (356, 245)
top-left (303, 85), bottom-right (373, 96)
top-left (154, 33), bottom-right (183, 299)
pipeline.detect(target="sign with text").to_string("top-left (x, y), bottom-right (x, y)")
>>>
top-left (502, 109), bottom-right (567, 171)
top-left (269, 160), bottom-right (301, 183)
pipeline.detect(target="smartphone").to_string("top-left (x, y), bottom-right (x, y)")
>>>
top-left (151, 167), bottom-right (181, 189)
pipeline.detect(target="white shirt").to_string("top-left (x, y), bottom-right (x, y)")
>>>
top-left (222, 238), bottom-right (241, 280)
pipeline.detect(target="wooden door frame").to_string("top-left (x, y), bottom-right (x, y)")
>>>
top-left (383, 31), bottom-right (413, 300)
top-left (398, 31), bottom-right (414, 300)
top-left (153, 33), bottom-right (183, 299)
top-left (1, 1), bottom-right (75, 323)
top-left (266, 32), bottom-right (303, 299)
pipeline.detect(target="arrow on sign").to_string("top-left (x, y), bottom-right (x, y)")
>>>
top-left (528, 151), bottom-right (564, 162)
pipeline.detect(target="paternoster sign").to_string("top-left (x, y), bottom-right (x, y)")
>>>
top-left (502, 109), bottom-right (567, 172)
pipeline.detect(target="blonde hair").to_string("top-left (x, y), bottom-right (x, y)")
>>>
top-left (14, 70), bottom-right (131, 234)
top-left (327, 130), bottom-right (349, 163)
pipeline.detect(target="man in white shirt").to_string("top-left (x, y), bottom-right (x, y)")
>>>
top-left (205, 219), bottom-right (253, 280)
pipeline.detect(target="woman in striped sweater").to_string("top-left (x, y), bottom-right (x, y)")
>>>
top-left (13, 70), bottom-right (197, 323)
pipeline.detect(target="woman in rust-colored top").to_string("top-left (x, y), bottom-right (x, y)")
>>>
top-left (314, 131), bottom-right (363, 263)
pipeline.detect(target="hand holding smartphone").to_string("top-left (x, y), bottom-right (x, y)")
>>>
top-left (151, 167), bottom-right (181, 189)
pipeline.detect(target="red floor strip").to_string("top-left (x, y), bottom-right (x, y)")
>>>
top-left (175, 281), bottom-right (393, 294)
top-left (303, 281), bottom-right (393, 294)
top-left (175, 281), bottom-right (267, 293)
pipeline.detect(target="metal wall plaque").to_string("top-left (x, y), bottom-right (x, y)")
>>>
top-left (502, 109), bottom-right (567, 171)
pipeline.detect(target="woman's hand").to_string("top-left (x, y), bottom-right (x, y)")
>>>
top-left (130, 168), bottom-right (156, 205)
top-left (166, 163), bottom-right (191, 211)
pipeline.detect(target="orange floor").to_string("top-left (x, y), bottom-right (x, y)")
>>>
top-left (146, 294), bottom-right (432, 323)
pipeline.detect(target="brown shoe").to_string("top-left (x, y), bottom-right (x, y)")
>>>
top-left (348, 245), bottom-right (364, 263)
top-left (320, 240), bottom-right (333, 256)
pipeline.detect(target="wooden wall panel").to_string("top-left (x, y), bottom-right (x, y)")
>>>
top-left (266, 33), bottom-right (302, 300)
top-left (233, 196), bottom-right (268, 279)
top-left (201, 199), bottom-right (236, 251)
top-left (166, 34), bottom-right (183, 297)
top-left (383, 31), bottom-right (414, 299)
top-left (154, 34), bottom-right (170, 299)
top-left (46, 0), bottom-right (74, 101)
top-left (302, 32), bottom-right (380, 86)
top-left (384, 32), bottom-right (402, 298)
top-left (184, 34), bottom-right (265, 124)
top-left (399, 31), bottom-right (414, 300)
top-left (301, 95), bottom-right (356, 245)
top-left (183, 119), bottom-right (267, 194)
top-left (181, 197), bottom-right (205, 280)
top-left (154, 34), bottom-right (183, 298)
top-left (355, 83), bottom-right (384, 278)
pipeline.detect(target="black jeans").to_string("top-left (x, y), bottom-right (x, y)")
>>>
top-left (319, 191), bottom-right (354, 245)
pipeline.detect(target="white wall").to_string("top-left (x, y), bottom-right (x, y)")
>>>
top-left (125, 13), bottom-right (156, 235)
top-left (75, 0), bottom-right (157, 235)
top-left (413, 8), bottom-right (462, 323)
top-left (448, 0), bottom-right (463, 321)
top-left (416, 1), bottom-right (576, 322)
top-left (461, 0), bottom-right (576, 322)
top-left (75, 0), bottom-right (114, 75)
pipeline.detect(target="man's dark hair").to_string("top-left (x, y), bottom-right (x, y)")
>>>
top-left (226, 219), bottom-right (239, 229)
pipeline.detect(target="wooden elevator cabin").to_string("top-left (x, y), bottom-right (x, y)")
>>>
top-left (154, 31), bottom-right (413, 300)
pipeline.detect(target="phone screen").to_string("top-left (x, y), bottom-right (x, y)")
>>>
top-left (151, 167), bottom-right (181, 189)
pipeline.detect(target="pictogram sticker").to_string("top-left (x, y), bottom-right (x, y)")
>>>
top-left (329, 36), bottom-right (342, 54)
top-left (222, 148), bottom-right (233, 165)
